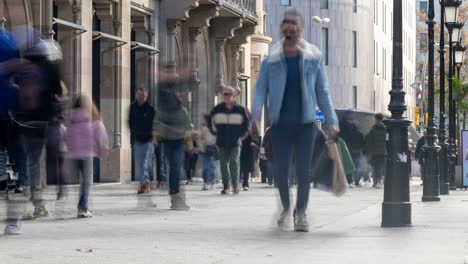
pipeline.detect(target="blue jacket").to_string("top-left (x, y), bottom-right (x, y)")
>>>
top-left (252, 39), bottom-right (338, 126)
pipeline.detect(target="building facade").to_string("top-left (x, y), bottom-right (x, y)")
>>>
top-left (265, 0), bottom-right (417, 122)
top-left (1, 0), bottom-right (267, 184)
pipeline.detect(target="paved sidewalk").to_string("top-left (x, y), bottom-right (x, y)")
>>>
top-left (1, 180), bottom-right (468, 264)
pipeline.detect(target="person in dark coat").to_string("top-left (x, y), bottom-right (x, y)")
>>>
top-left (365, 113), bottom-right (387, 188)
top-left (240, 119), bottom-right (260, 191)
top-left (338, 114), bottom-right (365, 186)
top-left (129, 86), bottom-right (155, 194)
top-left (415, 132), bottom-right (427, 183)
top-left (260, 126), bottom-right (274, 185)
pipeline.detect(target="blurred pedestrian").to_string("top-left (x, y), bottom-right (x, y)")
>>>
top-left (208, 86), bottom-right (249, 195)
top-left (65, 95), bottom-right (108, 218)
top-left (46, 80), bottom-right (68, 199)
top-left (185, 131), bottom-right (199, 185)
top-left (252, 10), bottom-right (339, 232)
top-left (129, 86), bottom-right (155, 194)
top-left (260, 126), bottom-right (274, 186)
top-left (7, 38), bottom-right (64, 233)
top-left (240, 113), bottom-right (260, 191)
top-left (155, 143), bottom-right (167, 188)
top-left (153, 83), bottom-right (192, 210)
top-left (199, 114), bottom-right (217, 190)
top-left (338, 113), bottom-right (365, 186)
top-left (415, 131), bottom-right (427, 184)
top-left (365, 113), bottom-right (387, 188)
top-left (0, 27), bottom-right (22, 235)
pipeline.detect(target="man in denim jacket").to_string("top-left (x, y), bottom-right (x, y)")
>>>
top-left (252, 10), bottom-right (339, 232)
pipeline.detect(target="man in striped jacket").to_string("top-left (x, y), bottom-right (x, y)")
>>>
top-left (208, 86), bottom-right (249, 195)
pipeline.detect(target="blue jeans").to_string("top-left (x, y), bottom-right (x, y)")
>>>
top-left (200, 153), bottom-right (216, 184)
top-left (271, 124), bottom-right (317, 214)
top-left (134, 141), bottom-right (154, 185)
top-left (21, 135), bottom-right (45, 191)
top-left (70, 159), bottom-right (93, 210)
top-left (156, 143), bottom-right (167, 182)
top-left (162, 140), bottom-right (185, 195)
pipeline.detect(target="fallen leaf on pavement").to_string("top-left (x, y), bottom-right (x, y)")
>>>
top-left (76, 249), bottom-right (94, 253)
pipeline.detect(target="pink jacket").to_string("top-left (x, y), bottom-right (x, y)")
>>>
top-left (65, 108), bottom-right (108, 159)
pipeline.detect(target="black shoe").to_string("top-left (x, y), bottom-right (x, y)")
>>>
top-left (14, 186), bottom-right (24, 194)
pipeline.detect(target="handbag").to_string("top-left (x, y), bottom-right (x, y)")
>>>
top-left (327, 139), bottom-right (347, 197)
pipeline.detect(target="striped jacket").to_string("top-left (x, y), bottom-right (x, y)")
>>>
top-left (208, 102), bottom-right (249, 148)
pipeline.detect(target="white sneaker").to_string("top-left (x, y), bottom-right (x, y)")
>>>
top-left (294, 212), bottom-right (309, 232)
top-left (243, 186), bottom-right (249, 191)
top-left (277, 209), bottom-right (290, 227)
top-left (77, 209), bottom-right (93, 218)
top-left (4, 223), bottom-right (21, 235)
top-left (202, 184), bottom-right (208, 191)
top-left (170, 194), bottom-right (190, 210)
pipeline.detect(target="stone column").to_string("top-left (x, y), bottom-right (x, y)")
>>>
top-left (188, 27), bottom-right (202, 90)
top-left (211, 17), bottom-right (243, 94)
top-left (43, 0), bottom-right (54, 39)
top-left (215, 39), bottom-right (226, 93)
top-left (167, 19), bottom-right (181, 76)
top-left (230, 44), bottom-right (241, 90)
top-left (147, 29), bottom-right (157, 106)
top-left (113, 18), bottom-right (122, 148)
top-left (72, 3), bottom-right (81, 99)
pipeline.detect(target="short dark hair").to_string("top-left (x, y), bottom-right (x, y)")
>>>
top-left (282, 9), bottom-right (304, 25)
top-left (136, 86), bottom-right (148, 94)
top-left (375, 113), bottom-right (384, 121)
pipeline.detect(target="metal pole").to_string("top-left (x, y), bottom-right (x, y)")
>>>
top-left (422, 0), bottom-right (441, 202)
top-left (438, 0), bottom-right (450, 195)
top-left (381, 0), bottom-right (412, 227)
top-left (447, 26), bottom-right (457, 190)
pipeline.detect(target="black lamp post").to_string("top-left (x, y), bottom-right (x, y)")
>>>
top-left (454, 42), bottom-right (466, 78)
top-left (444, 0), bottom-right (462, 191)
top-left (438, 0), bottom-right (450, 195)
top-left (382, 0), bottom-right (412, 227)
top-left (422, 0), bottom-right (441, 202)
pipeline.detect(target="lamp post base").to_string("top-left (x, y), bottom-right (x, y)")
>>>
top-left (382, 202), bottom-right (412, 227)
top-left (422, 196), bottom-right (441, 202)
top-left (440, 183), bottom-right (450, 195)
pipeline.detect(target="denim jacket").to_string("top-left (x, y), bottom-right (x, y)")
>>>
top-left (252, 39), bottom-right (338, 126)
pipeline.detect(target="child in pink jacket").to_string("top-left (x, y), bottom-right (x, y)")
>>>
top-left (65, 95), bottom-right (108, 218)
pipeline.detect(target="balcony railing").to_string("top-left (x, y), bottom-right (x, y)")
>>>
top-left (227, 0), bottom-right (256, 14)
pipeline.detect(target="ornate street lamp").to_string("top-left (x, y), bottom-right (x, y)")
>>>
top-left (454, 42), bottom-right (466, 78)
top-left (444, 0), bottom-right (462, 191)
top-left (382, 0), bottom-right (412, 227)
top-left (438, 0), bottom-right (449, 195)
top-left (421, 0), bottom-right (441, 202)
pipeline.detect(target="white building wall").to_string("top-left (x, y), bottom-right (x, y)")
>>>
top-left (373, 0), bottom-right (417, 121)
top-left (265, 0), bottom-right (374, 112)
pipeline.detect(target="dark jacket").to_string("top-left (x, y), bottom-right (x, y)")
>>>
top-left (208, 102), bottom-right (249, 148)
top-left (241, 134), bottom-right (260, 173)
top-left (338, 119), bottom-right (364, 155)
top-left (415, 136), bottom-right (427, 165)
top-left (365, 122), bottom-right (387, 156)
top-left (129, 101), bottom-right (155, 143)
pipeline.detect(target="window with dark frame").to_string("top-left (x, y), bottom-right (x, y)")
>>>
top-left (321, 27), bottom-right (329, 65)
top-left (320, 0), bottom-right (328, 9)
top-left (352, 31), bottom-right (357, 68)
top-left (281, 0), bottom-right (291, 6)
top-left (353, 86), bottom-right (358, 109)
